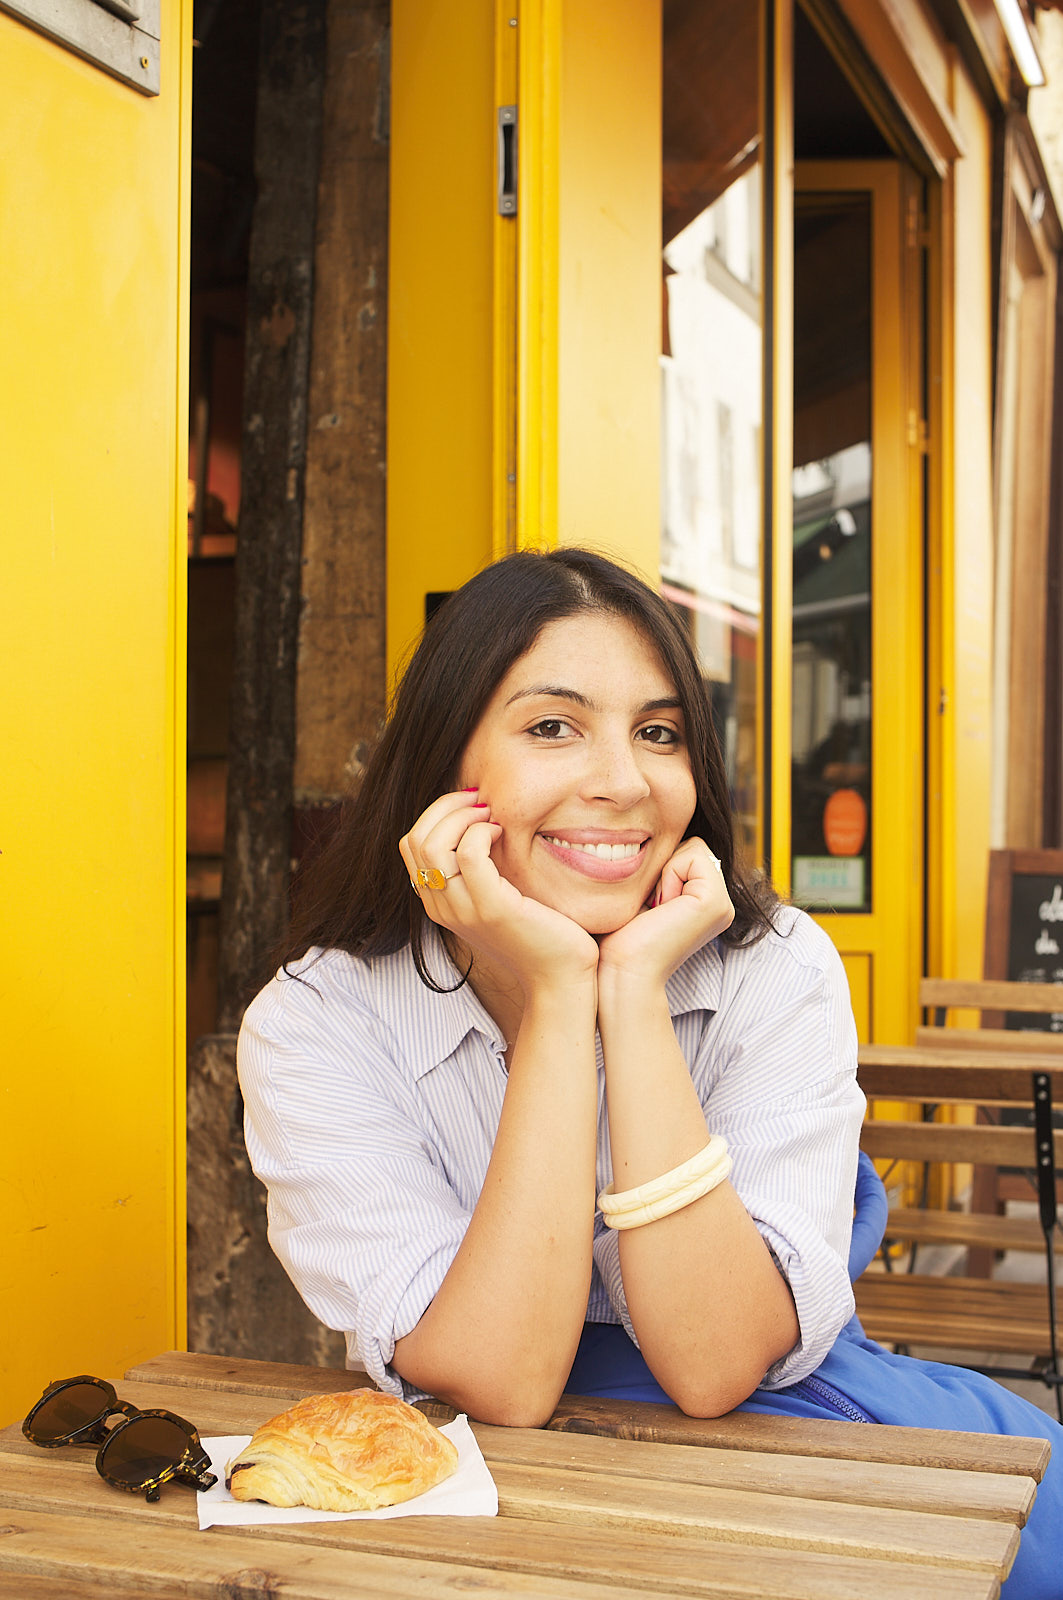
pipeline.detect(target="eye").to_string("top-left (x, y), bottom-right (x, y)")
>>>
top-left (638, 723), bottom-right (681, 746)
top-left (528, 718), bottom-right (571, 740)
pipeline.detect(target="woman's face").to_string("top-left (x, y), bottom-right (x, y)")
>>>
top-left (459, 612), bottom-right (698, 935)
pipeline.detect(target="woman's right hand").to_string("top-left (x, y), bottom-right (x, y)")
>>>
top-left (400, 789), bottom-right (599, 993)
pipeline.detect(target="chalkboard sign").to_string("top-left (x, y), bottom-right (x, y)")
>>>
top-left (984, 848), bottom-right (1063, 1032)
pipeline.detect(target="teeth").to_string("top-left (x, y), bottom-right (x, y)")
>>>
top-left (544, 836), bottom-right (642, 861)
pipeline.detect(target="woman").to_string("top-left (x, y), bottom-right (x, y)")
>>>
top-left (239, 547), bottom-right (1061, 1596)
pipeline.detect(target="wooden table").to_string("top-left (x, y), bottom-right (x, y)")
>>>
top-left (0, 1350), bottom-right (1050, 1599)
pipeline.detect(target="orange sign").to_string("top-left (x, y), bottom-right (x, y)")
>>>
top-left (823, 788), bottom-right (867, 857)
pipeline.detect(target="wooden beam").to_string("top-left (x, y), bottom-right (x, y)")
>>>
top-left (296, 0), bottom-right (390, 808)
top-left (217, 0), bottom-right (328, 1029)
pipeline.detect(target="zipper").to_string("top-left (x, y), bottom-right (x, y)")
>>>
top-left (795, 1374), bottom-right (874, 1423)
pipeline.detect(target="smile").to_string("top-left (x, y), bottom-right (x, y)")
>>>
top-left (536, 834), bottom-right (650, 883)
top-left (541, 836), bottom-right (643, 861)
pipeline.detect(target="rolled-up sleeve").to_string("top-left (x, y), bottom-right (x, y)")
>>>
top-left (702, 918), bottom-right (864, 1385)
top-left (237, 966), bottom-right (476, 1397)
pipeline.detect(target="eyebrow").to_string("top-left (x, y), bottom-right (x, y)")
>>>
top-left (505, 685), bottom-right (684, 716)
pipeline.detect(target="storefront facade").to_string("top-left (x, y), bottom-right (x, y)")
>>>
top-left (388, 0), bottom-right (1063, 1045)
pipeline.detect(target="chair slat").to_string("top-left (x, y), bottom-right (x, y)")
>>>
top-left (919, 978), bottom-right (1063, 1014)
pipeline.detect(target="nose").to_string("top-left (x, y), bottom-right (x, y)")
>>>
top-left (580, 732), bottom-right (651, 809)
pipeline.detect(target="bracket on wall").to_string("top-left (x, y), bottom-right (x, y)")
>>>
top-left (0, 0), bottom-right (161, 95)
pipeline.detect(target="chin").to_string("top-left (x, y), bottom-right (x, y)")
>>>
top-left (571, 899), bottom-right (644, 938)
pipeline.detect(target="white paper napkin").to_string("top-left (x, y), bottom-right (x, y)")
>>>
top-left (196, 1415), bottom-right (497, 1530)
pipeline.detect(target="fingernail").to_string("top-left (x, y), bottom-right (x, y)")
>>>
top-left (473, 802), bottom-right (489, 809)
top-left (462, 786), bottom-right (478, 792)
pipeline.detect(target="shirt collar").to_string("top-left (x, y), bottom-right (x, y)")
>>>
top-left (376, 929), bottom-right (508, 1080)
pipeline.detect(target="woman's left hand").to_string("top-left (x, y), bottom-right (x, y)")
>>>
top-left (596, 837), bottom-right (735, 986)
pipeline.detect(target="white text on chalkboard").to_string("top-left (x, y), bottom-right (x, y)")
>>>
top-left (1038, 884), bottom-right (1063, 922)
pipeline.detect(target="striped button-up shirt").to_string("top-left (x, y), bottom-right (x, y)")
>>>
top-left (238, 904), bottom-right (864, 1398)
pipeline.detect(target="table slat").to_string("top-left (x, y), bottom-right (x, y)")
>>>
top-left (126, 1351), bottom-right (374, 1400)
top-left (489, 1459), bottom-right (1018, 1574)
top-left (0, 1580), bottom-right (160, 1600)
top-left (546, 1396), bottom-right (1049, 1479)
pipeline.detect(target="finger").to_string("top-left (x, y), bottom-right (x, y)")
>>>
top-left (658, 855), bottom-right (690, 905)
top-left (411, 823), bottom-right (505, 925)
top-left (400, 791), bottom-right (488, 877)
top-left (659, 842), bottom-right (729, 906)
top-left (412, 804), bottom-right (493, 887)
top-left (402, 788), bottom-right (482, 852)
top-left (452, 819), bottom-right (505, 888)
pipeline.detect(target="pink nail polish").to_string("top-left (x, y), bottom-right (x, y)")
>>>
top-left (473, 802), bottom-right (489, 809)
top-left (462, 786), bottom-right (478, 792)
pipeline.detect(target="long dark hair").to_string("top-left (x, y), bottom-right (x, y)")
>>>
top-left (283, 547), bottom-right (779, 986)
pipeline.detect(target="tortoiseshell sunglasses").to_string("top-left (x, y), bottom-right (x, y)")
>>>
top-left (23, 1375), bottom-right (217, 1502)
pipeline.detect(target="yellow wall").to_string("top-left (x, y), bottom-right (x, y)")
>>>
top-left (0, 4), bottom-right (190, 1422)
top-left (555, 0), bottom-right (660, 579)
top-left (927, 53), bottom-right (995, 986)
top-left (387, 0), bottom-right (497, 680)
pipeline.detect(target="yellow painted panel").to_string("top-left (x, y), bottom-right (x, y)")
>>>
top-left (937, 62), bottom-right (994, 986)
top-left (769, 0), bottom-right (794, 887)
top-left (840, 953), bottom-right (871, 1045)
top-left (0, 3), bottom-right (190, 1423)
top-left (555, 0), bottom-right (661, 578)
top-left (493, 0), bottom-right (520, 558)
top-left (387, 0), bottom-right (497, 680)
top-left (516, 0), bottom-right (560, 553)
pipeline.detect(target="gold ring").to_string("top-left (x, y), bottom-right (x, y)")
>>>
top-left (417, 866), bottom-right (451, 891)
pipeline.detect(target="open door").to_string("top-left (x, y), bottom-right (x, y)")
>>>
top-left (790, 162), bottom-right (925, 1042)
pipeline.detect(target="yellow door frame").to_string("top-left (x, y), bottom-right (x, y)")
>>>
top-left (793, 161), bottom-right (925, 1044)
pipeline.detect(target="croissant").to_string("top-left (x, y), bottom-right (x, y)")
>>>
top-left (225, 1388), bottom-right (459, 1511)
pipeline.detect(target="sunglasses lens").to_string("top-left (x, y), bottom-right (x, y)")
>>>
top-left (100, 1416), bottom-right (192, 1485)
top-left (28, 1381), bottom-right (110, 1442)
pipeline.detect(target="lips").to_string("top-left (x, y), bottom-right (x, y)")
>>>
top-left (537, 832), bottom-right (648, 882)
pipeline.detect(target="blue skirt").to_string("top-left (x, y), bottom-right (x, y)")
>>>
top-left (566, 1319), bottom-right (1063, 1599)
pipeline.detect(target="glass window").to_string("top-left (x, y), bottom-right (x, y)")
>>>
top-left (790, 194), bottom-right (872, 911)
top-left (661, 0), bottom-right (763, 854)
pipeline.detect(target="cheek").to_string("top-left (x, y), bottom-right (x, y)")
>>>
top-left (672, 769), bottom-right (698, 830)
top-left (481, 767), bottom-right (551, 826)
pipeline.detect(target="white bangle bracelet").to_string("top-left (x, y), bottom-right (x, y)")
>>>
top-left (597, 1135), bottom-right (731, 1223)
top-left (599, 1155), bottom-right (733, 1230)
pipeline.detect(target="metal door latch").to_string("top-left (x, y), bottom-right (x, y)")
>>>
top-left (498, 106), bottom-right (517, 215)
